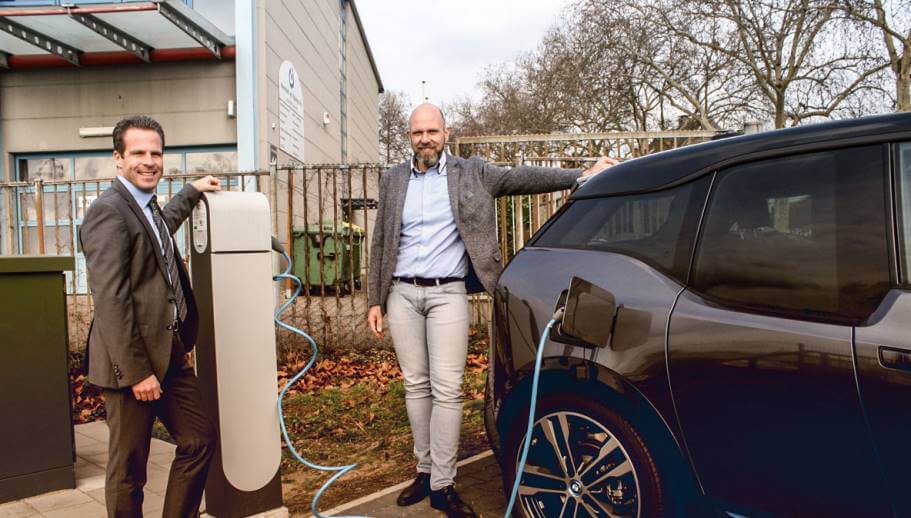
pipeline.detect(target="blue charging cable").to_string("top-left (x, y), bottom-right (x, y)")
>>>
top-left (273, 250), bottom-right (364, 518)
top-left (271, 235), bottom-right (559, 518)
top-left (504, 309), bottom-right (563, 517)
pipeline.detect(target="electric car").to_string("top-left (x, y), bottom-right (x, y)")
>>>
top-left (485, 112), bottom-right (911, 517)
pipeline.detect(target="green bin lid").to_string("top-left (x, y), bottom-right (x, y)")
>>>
top-left (292, 220), bottom-right (364, 236)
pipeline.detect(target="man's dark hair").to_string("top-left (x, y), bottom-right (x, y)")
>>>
top-left (112, 115), bottom-right (165, 155)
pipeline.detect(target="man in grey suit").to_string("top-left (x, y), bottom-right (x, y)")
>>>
top-left (80, 115), bottom-right (222, 517)
top-left (367, 103), bottom-right (615, 517)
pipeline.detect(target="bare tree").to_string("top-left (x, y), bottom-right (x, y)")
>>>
top-left (449, 23), bottom-right (658, 134)
top-left (572, 0), bottom-right (763, 131)
top-left (841, 0), bottom-right (911, 111)
top-left (656, 0), bottom-right (889, 127)
top-left (450, 0), bottom-right (892, 138)
top-left (378, 90), bottom-right (412, 164)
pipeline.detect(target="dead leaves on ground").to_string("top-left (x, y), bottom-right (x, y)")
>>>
top-left (69, 344), bottom-right (489, 425)
top-left (277, 351), bottom-right (488, 395)
top-left (71, 372), bottom-right (106, 424)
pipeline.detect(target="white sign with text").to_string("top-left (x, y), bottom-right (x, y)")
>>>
top-left (278, 61), bottom-right (305, 162)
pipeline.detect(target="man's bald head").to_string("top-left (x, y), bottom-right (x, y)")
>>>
top-left (409, 103), bottom-right (446, 130)
top-left (408, 103), bottom-right (450, 171)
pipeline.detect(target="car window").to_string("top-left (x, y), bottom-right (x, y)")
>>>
top-left (533, 176), bottom-right (710, 282)
top-left (897, 142), bottom-right (911, 284)
top-left (692, 145), bottom-right (889, 323)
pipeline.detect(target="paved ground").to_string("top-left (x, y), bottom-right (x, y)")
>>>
top-left (0, 422), bottom-right (507, 518)
top-left (321, 451), bottom-right (507, 517)
top-left (0, 421), bottom-right (170, 518)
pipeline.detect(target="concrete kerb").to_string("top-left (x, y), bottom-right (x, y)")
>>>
top-left (317, 450), bottom-right (495, 517)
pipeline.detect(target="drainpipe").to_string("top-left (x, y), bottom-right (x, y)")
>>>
top-left (235, 0), bottom-right (258, 173)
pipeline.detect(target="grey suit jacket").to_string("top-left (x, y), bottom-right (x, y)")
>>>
top-left (79, 179), bottom-right (202, 389)
top-left (368, 153), bottom-right (581, 312)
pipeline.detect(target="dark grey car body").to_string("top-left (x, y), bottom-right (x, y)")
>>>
top-left (486, 113), bottom-right (911, 517)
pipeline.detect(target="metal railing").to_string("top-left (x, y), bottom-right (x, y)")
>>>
top-left (0, 130), bottom-right (717, 352)
top-left (453, 130), bottom-right (718, 164)
top-left (0, 171), bottom-right (269, 351)
top-left (269, 164), bottom-right (381, 352)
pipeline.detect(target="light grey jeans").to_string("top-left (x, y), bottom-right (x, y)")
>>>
top-left (386, 279), bottom-right (469, 490)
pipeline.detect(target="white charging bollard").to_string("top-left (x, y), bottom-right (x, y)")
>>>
top-left (190, 192), bottom-right (285, 517)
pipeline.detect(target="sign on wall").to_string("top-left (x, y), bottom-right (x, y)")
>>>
top-left (278, 61), bottom-right (305, 162)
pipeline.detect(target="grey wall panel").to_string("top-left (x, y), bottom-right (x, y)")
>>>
top-left (263, 0), bottom-right (341, 164)
top-left (0, 62), bottom-right (237, 160)
top-left (343, 2), bottom-right (379, 163)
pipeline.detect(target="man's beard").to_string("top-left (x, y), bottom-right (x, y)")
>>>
top-left (416, 146), bottom-right (442, 168)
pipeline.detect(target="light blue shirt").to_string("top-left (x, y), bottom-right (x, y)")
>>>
top-left (392, 153), bottom-right (468, 278)
top-left (117, 175), bottom-right (168, 260)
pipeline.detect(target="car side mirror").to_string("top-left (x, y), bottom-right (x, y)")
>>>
top-left (552, 277), bottom-right (618, 349)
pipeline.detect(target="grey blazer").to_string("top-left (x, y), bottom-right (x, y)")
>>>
top-left (80, 180), bottom-right (202, 389)
top-left (368, 153), bottom-right (581, 312)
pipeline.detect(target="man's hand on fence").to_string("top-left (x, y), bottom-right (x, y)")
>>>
top-left (367, 305), bottom-right (384, 339)
top-left (581, 156), bottom-right (618, 177)
top-left (191, 175), bottom-right (222, 193)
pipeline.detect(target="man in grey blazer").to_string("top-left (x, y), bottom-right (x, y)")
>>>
top-left (367, 103), bottom-right (614, 517)
top-left (80, 115), bottom-right (221, 517)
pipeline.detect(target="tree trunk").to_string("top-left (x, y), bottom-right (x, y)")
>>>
top-left (898, 77), bottom-right (910, 112)
top-left (898, 50), bottom-right (910, 112)
top-left (774, 92), bottom-right (787, 128)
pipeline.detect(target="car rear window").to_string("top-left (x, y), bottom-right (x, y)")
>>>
top-left (533, 176), bottom-right (710, 282)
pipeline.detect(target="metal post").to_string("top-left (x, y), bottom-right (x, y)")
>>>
top-left (4, 185), bottom-right (14, 255)
top-left (286, 169), bottom-right (294, 287)
top-left (361, 166), bottom-right (369, 338)
top-left (301, 165), bottom-right (311, 334)
top-left (52, 185), bottom-right (60, 254)
top-left (317, 167), bottom-right (328, 347)
top-left (331, 167), bottom-right (340, 349)
top-left (34, 179), bottom-right (45, 254)
top-left (271, 164), bottom-right (279, 233)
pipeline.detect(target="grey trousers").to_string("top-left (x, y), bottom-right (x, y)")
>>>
top-left (386, 280), bottom-right (469, 490)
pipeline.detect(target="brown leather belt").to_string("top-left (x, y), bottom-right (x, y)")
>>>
top-left (394, 276), bottom-right (463, 287)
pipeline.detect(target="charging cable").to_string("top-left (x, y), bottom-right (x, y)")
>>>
top-left (272, 244), bottom-right (364, 518)
top-left (503, 307), bottom-right (564, 517)
top-left (270, 237), bottom-right (560, 517)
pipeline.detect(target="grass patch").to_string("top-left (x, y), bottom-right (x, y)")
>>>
top-left (280, 359), bottom-right (490, 514)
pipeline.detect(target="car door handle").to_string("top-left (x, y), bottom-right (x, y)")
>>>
top-left (879, 347), bottom-right (911, 372)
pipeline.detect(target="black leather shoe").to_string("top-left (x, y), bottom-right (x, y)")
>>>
top-left (396, 472), bottom-right (430, 506)
top-left (430, 485), bottom-right (477, 518)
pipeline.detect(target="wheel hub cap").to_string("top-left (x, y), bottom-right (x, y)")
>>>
top-left (569, 479), bottom-right (583, 497)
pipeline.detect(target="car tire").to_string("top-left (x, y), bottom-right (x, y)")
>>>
top-left (502, 391), bottom-right (665, 518)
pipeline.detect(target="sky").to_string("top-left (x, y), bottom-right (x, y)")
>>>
top-left (355, 0), bottom-right (574, 110)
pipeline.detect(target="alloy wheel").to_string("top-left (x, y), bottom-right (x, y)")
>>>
top-left (513, 410), bottom-right (641, 517)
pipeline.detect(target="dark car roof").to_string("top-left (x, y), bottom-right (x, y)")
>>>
top-left (573, 112), bottom-right (911, 199)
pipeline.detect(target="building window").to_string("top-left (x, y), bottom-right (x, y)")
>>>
top-left (187, 150), bottom-right (238, 174)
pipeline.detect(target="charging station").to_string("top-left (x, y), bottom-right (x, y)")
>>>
top-left (190, 192), bottom-right (285, 517)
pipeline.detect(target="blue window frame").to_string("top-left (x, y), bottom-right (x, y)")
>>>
top-left (13, 146), bottom-right (237, 293)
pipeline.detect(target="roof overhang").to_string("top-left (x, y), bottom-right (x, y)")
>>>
top-left (0, 1), bottom-right (235, 69)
